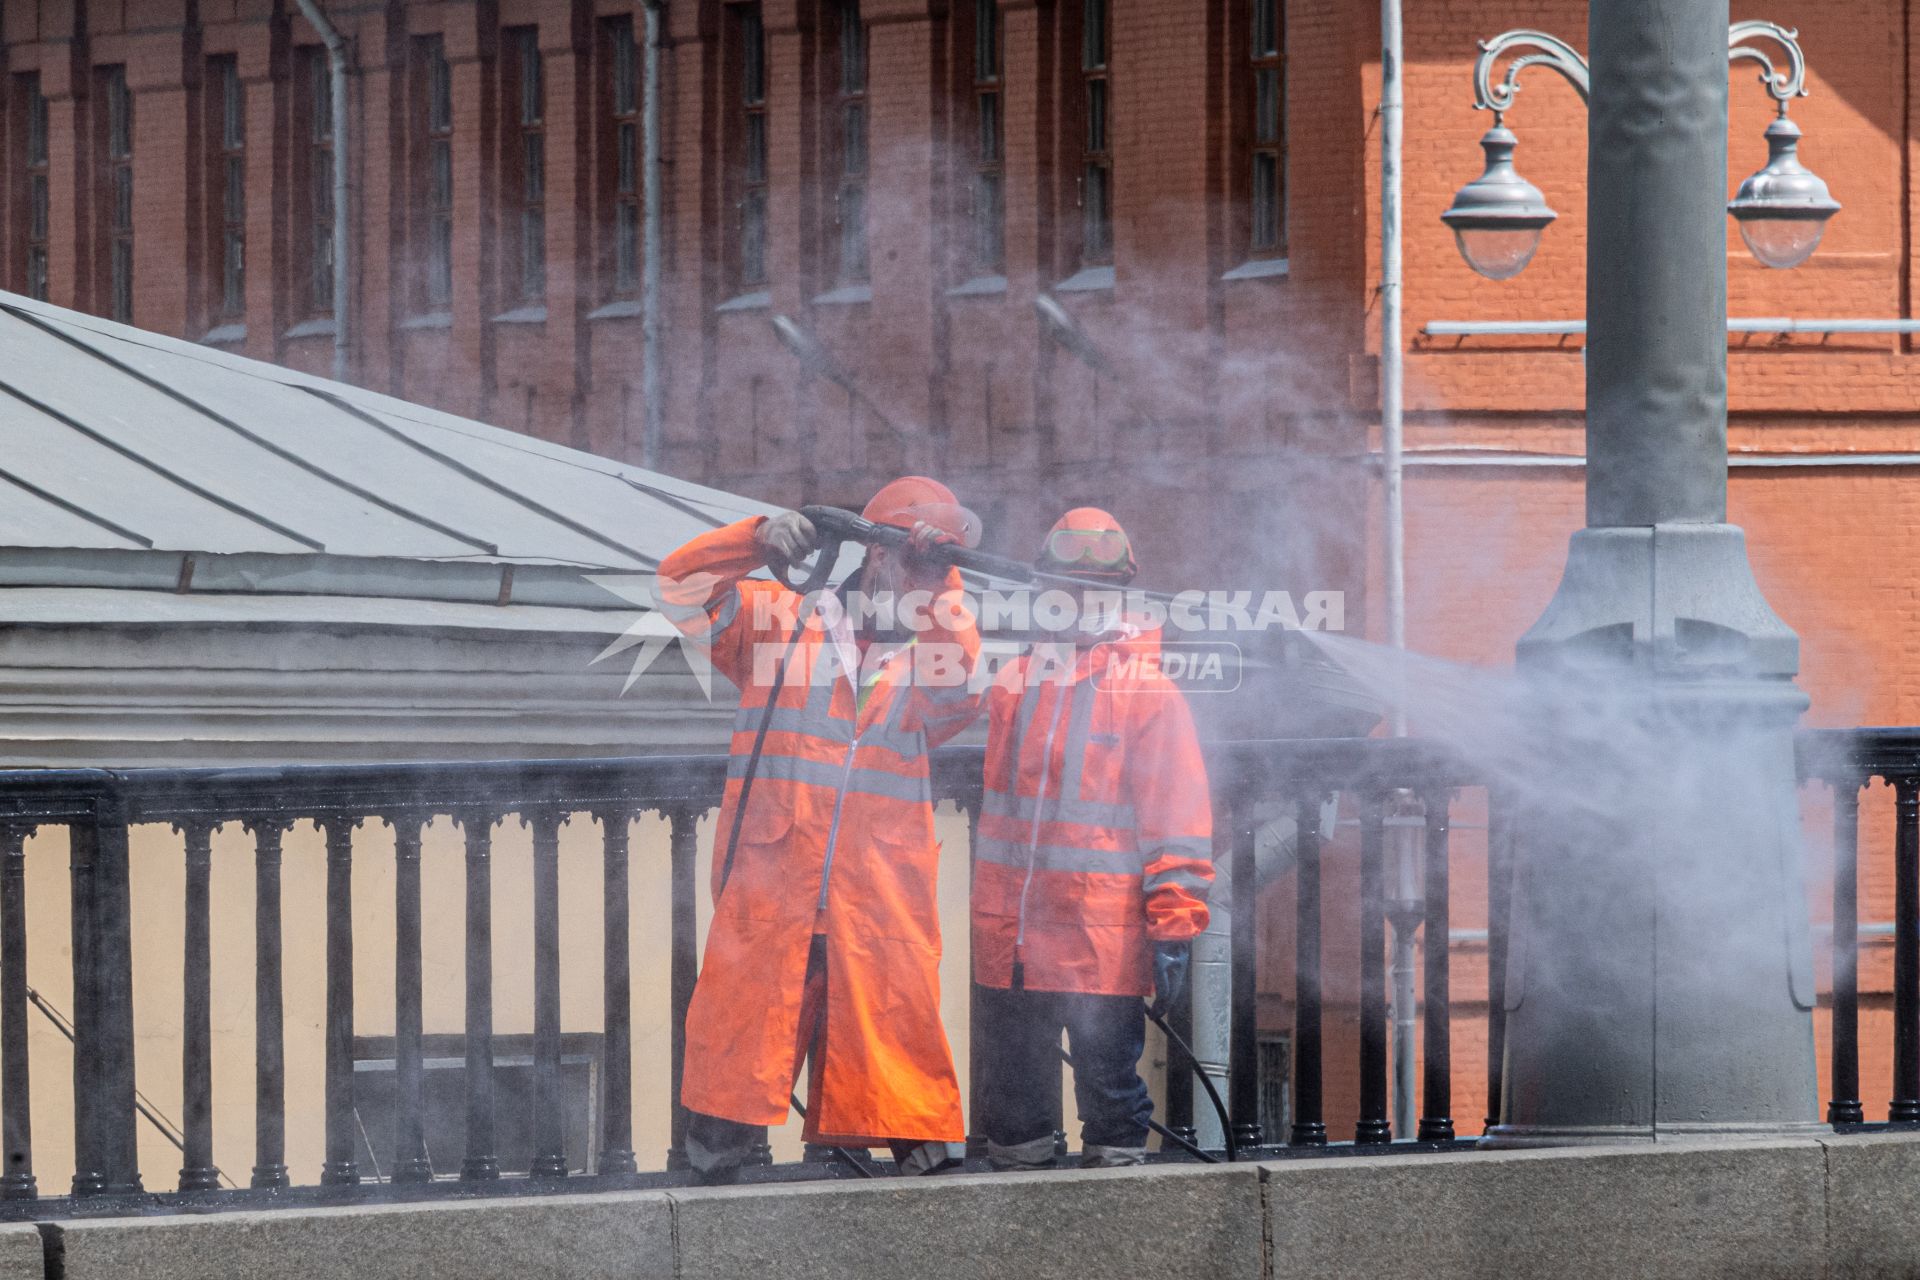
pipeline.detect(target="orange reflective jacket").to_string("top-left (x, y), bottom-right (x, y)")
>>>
top-left (658, 518), bottom-right (979, 1144)
top-left (972, 628), bottom-right (1214, 996)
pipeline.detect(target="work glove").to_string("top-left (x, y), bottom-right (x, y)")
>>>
top-left (903, 520), bottom-right (962, 591)
top-left (1148, 941), bottom-right (1190, 1020)
top-left (755, 510), bottom-right (820, 577)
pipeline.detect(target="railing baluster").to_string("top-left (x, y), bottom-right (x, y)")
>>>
top-left (69, 815), bottom-right (102, 1197)
top-left (392, 815), bottom-right (432, 1182)
top-left (1828, 777), bottom-right (1864, 1125)
top-left (177, 819), bottom-right (219, 1191)
top-left (1892, 775), bottom-right (1920, 1122)
top-left (320, 815), bottom-right (359, 1185)
top-left (460, 811), bottom-right (500, 1180)
top-left (666, 804), bottom-right (698, 1171)
top-left (1356, 788), bottom-right (1390, 1145)
top-left (1417, 789), bottom-right (1455, 1142)
top-left (1290, 794), bottom-right (1326, 1147)
top-left (1228, 797), bottom-right (1263, 1153)
top-left (71, 794), bottom-right (141, 1196)
top-left (0, 825), bottom-right (34, 1199)
top-left (247, 819), bottom-right (289, 1189)
top-left (530, 808), bottom-right (567, 1178)
top-left (1485, 788), bottom-right (1514, 1131)
top-left (598, 808), bottom-right (637, 1175)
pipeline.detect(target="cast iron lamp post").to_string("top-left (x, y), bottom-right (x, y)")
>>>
top-left (1444, 22), bottom-right (1840, 278)
top-left (1481, 0), bottom-right (1824, 1147)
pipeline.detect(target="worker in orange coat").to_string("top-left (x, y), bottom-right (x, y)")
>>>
top-left (972, 508), bottom-right (1215, 1169)
top-left (656, 477), bottom-right (983, 1184)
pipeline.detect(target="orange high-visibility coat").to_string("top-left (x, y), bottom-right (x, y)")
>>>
top-left (973, 627), bottom-right (1214, 996)
top-left (658, 518), bottom-right (979, 1144)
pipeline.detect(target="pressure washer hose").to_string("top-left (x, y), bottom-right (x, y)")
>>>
top-left (1145, 1001), bottom-right (1239, 1162)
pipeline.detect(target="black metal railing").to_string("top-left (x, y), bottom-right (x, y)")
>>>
top-left (1799, 728), bottom-right (1920, 1128)
top-left (1205, 737), bottom-right (1482, 1154)
top-left (0, 729), bottom-right (1909, 1219)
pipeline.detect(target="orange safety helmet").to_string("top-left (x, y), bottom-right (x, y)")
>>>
top-left (1038, 507), bottom-right (1137, 582)
top-left (862, 476), bottom-right (983, 549)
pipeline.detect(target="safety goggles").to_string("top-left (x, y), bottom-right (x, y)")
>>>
top-left (1043, 527), bottom-right (1133, 570)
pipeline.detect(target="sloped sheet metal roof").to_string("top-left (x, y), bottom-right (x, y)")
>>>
top-left (0, 293), bottom-right (769, 579)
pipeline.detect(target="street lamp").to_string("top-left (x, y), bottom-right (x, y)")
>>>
top-left (1488, 0), bottom-right (1821, 1149)
top-left (1444, 22), bottom-right (1839, 278)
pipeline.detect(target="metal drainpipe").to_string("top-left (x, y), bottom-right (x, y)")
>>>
top-left (641, 0), bottom-right (665, 468)
top-left (295, 0), bottom-right (352, 384)
top-left (1380, 0), bottom-right (1406, 719)
top-left (1378, 0), bottom-right (1413, 1140)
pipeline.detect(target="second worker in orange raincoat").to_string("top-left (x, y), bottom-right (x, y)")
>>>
top-left (657, 477), bottom-right (983, 1183)
top-left (972, 508), bottom-right (1215, 1169)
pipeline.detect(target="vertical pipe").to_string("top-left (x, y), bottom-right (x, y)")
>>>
top-left (1380, 0), bottom-right (1406, 721)
top-left (530, 810), bottom-right (567, 1178)
top-left (1357, 790), bottom-right (1391, 1144)
top-left (0, 825), bottom-right (34, 1199)
top-left (640, 0), bottom-right (665, 467)
top-left (1892, 776), bottom-right (1920, 1122)
top-left (320, 816), bottom-right (359, 1185)
top-left (249, 821), bottom-right (289, 1189)
top-left (1390, 918), bottom-right (1417, 1136)
top-left (1228, 804), bottom-right (1263, 1152)
top-left (600, 810), bottom-right (637, 1174)
top-left (1290, 795), bottom-right (1326, 1146)
top-left (1417, 791), bottom-right (1455, 1142)
top-left (461, 812), bottom-right (500, 1180)
top-left (1829, 779), bottom-right (1863, 1125)
top-left (666, 806), bottom-right (698, 1170)
top-left (294, 0), bottom-right (352, 382)
top-left (392, 816), bottom-right (432, 1182)
top-left (178, 821), bottom-right (219, 1192)
top-left (1388, 792), bottom-right (1419, 1137)
top-left (1484, 789), bottom-right (1513, 1131)
top-left (1188, 842), bottom-right (1233, 1153)
top-left (1164, 959), bottom-right (1197, 1146)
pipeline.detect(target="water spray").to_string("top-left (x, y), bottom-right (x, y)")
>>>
top-left (770, 314), bottom-right (907, 437)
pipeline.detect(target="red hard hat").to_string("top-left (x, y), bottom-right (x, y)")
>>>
top-left (862, 476), bottom-right (983, 549)
top-left (1038, 507), bottom-right (1137, 582)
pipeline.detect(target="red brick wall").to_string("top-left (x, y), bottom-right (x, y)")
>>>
top-left (5, 0), bottom-right (1920, 1137)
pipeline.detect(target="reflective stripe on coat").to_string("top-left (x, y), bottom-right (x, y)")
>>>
top-left (972, 629), bottom-right (1214, 996)
top-left (657, 517), bottom-right (979, 1144)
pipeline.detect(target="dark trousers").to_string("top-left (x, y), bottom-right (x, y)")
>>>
top-left (976, 985), bottom-right (1153, 1149)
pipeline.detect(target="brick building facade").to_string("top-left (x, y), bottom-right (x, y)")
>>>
top-left (3, 0), bottom-right (1920, 1136)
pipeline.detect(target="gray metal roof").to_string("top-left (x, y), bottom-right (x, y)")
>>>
top-left (0, 291), bottom-right (780, 615)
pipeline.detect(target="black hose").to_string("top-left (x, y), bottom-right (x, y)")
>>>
top-left (715, 623), bottom-right (805, 897)
top-left (1145, 1001), bottom-right (1239, 1163)
top-left (787, 1092), bottom-right (878, 1178)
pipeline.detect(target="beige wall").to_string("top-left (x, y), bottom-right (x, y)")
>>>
top-left (11, 806), bottom-right (1164, 1191)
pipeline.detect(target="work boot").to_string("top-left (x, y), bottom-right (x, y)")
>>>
top-left (893, 1140), bottom-right (966, 1176)
top-left (1079, 1144), bottom-right (1148, 1169)
top-left (985, 1133), bottom-right (1057, 1172)
top-left (685, 1113), bottom-right (760, 1187)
